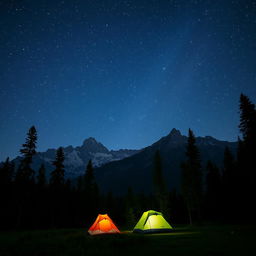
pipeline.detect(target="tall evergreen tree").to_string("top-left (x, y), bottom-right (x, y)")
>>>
top-left (238, 94), bottom-right (256, 220)
top-left (50, 147), bottom-right (65, 186)
top-left (181, 129), bottom-right (202, 225)
top-left (84, 160), bottom-right (99, 223)
top-left (239, 94), bottom-right (256, 144)
top-left (153, 150), bottom-right (168, 217)
top-left (239, 94), bottom-right (256, 174)
top-left (15, 126), bottom-right (37, 184)
top-left (15, 126), bottom-right (37, 228)
top-left (20, 126), bottom-right (37, 163)
top-left (84, 160), bottom-right (95, 192)
top-left (49, 147), bottom-right (65, 227)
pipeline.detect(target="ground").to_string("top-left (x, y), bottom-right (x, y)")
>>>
top-left (0, 225), bottom-right (255, 256)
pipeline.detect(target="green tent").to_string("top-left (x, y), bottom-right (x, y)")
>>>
top-left (133, 210), bottom-right (173, 233)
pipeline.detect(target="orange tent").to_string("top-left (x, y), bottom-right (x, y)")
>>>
top-left (88, 214), bottom-right (120, 235)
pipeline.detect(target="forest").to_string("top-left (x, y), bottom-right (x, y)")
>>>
top-left (0, 93), bottom-right (256, 230)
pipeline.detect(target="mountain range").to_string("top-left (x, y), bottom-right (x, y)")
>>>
top-left (94, 128), bottom-right (237, 195)
top-left (10, 128), bottom-right (237, 194)
top-left (12, 137), bottom-right (139, 178)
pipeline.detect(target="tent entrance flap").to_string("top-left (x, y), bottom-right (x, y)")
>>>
top-left (88, 214), bottom-right (120, 235)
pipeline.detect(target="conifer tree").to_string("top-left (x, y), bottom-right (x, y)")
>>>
top-left (239, 94), bottom-right (256, 144)
top-left (15, 126), bottom-right (37, 228)
top-left (239, 94), bottom-right (256, 173)
top-left (153, 150), bottom-right (168, 217)
top-left (84, 160), bottom-right (95, 192)
top-left (238, 94), bottom-right (256, 220)
top-left (239, 94), bottom-right (256, 174)
top-left (50, 147), bottom-right (65, 186)
top-left (16, 126), bottom-right (37, 184)
top-left (20, 126), bottom-right (37, 163)
top-left (49, 147), bottom-right (65, 227)
top-left (84, 160), bottom-right (99, 221)
top-left (181, 129), bottom-right (202, 225)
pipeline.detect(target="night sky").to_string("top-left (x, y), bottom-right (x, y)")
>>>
top-left (1, 0), bottom-right (256, 161)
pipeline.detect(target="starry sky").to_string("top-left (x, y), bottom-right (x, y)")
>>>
top-left (1, 0), bottom-right (256, 161)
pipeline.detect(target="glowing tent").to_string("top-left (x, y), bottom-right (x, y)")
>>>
top-left (133, 210), bottom-right (173, 233)
top-left (88, 214), bottom-right (120, 235)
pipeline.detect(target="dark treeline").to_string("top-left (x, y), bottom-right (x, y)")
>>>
top-left (0, 93), bottom-right (255, 230)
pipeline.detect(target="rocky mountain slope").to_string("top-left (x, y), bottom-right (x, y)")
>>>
top-left (94, 129), bottom-right (237, 195)
top-left (12, 137), bottom-right (139, 178)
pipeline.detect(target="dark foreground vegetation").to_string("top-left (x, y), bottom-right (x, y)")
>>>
top-left (0, 225), bottom-right (255, 256)
top-left (0, 93), bottom-right (256, 232)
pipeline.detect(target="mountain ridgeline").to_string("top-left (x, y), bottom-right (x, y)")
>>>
top-left (9, 129), bottom-right (237, 194)
top-left (94, 128), bottom-right (237, 195)
top-left (12, 137), bottom-right (139, 179)
top-left (9, 129), bottom-right (237, 192)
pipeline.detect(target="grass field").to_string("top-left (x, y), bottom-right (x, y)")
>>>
top-left (0, 225), bottom-right (255, 256)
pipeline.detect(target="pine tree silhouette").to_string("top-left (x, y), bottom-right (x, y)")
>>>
top-left (181, 129), bottom-right (202, 225)
top-left (15, 126), bottom-right (37, 228)
top-left (50, 147), bottom-right (65, 227)
top-left (16, 126), bottom-right (37, 184)
top-left (238, 94), bottom-right (256, 220)
top-left (84, 160), bottom-right (99, 223)
top-left (50, 147), bottom-right (65, 186)
top-left (153, 150), bottom-right (169, 217)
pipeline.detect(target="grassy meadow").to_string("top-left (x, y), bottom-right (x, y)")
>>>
top-left (0, 225), bottom-right (255, 256)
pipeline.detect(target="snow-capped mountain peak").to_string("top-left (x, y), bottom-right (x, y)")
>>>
top-left (11, 137), bottom-right (139, 179)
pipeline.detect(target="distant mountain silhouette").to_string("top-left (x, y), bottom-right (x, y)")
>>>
top-left (11, 137), bottom-right (139, 179)
top-left (9, 129), bottom-right (237, 191)
top-left (94, 128), bottom-right (237, 195)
